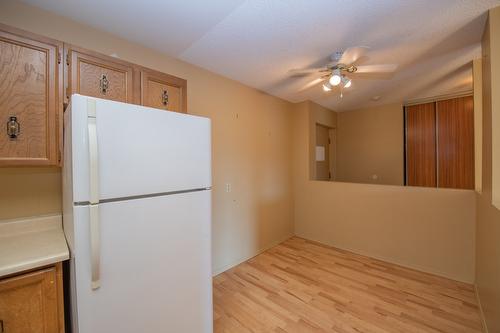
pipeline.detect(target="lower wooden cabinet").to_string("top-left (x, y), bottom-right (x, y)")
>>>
top-left (0, 263), bottom-right (65, 333)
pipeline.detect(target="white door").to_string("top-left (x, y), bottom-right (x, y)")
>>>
top-left (68, 94), bottom-right (211, 203)
top-left (71, 190), bottom-right (212, 333)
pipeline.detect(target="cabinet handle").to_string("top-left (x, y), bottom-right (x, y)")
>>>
top-left (6, 116), bottom-right (20, 139)
top-left (162, 89), bottom-right (169, 106)
top-left (99, 74), bottom-right (109, 94)
top-left (0, 319), bottom-right (4, 333)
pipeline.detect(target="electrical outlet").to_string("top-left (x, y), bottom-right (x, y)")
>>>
top-left (226, 183), bottom-right (231, 193)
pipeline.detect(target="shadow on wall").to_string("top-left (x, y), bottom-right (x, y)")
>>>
top-left (210, 97), bottom-right (295, 276)
top-left (475, 7), bottom-right (500, 333)
top-left (256, 198), bottom-right (294, 254)
top-left (335, 103), bottom-right (404, 186)
top-left (0, 168), bottom-right (61, 220)
top-left (309, 100), bottom-right (404, 186)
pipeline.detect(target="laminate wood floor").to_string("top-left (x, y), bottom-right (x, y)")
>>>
top-left (213, 237), bottom-right (483, 333)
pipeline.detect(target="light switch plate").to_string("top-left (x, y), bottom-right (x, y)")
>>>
top-left (315, 146), bottom-right (325, 161)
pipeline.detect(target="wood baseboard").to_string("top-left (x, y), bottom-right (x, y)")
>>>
top-left (295, 232), bottom-right (474, 283)
top-left (475, 284), bottom-right (489, 333)
top-left (212, 233), bottom-right (294, 276)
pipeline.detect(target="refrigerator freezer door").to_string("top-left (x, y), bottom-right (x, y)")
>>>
top-left (69, 94), bottom-right (211, 203)
top-left (70, 190), bottom-right (212, 333)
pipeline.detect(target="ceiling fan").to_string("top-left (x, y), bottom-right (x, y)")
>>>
top-left (289, 46), bottom-right (398, 94)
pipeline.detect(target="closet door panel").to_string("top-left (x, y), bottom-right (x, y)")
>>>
top-left (437, 96), bottom-right (474, 189)
top-left (406, 103), bottom-right (436, 187)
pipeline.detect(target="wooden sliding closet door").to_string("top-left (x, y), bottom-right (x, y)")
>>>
top-left (406, 102), bottom-right (436, 187)
top-left (437, 96), bottom-right (474, 189)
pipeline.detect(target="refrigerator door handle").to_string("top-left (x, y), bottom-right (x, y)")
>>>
top-left (88, 99), bottom-right (101, 289)
top-left (88, 99), bottom-right (100, 204)
top-left (89, 204), bottom-right (101, 289)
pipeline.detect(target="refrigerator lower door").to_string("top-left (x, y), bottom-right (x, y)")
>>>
top-left (70, 190), bottom-right (212, 333)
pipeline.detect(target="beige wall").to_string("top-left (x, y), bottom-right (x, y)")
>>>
top-left (293, 99), bottom-right (476, 283)
top-left (0, 168), bottom-right (61, 220)
top-left (0, 1), bottom-right (483, 289)
top-left (476, 7), bottom-right (500, 332)
top-left (336, 103), bottom-right (404, 186)
top-left (0, 0), bottom-right (294, 275)
top-left (473, 59), bottom-right (483, 193)
top-left (493, 8), bottom-right (500, 212)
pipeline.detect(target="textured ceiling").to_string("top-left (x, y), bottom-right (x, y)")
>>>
top-left (23, 0), bottom-right (500, 111)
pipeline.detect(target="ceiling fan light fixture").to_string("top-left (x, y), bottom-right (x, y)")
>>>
top-left (329, 69), bottom-right (342, 86)
top-left (322, 82), bottom-right (333, 92)
top-left (342, 76), bottom-right (352, 88)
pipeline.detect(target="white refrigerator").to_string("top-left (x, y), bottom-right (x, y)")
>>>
top-left (63, 94), bottom-right (213, 333)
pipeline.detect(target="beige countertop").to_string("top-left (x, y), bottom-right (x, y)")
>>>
top-left (0, 214), bottom-right (69, 278)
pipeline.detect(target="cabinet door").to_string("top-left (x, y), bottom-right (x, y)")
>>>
top-left (0, 264), bottom-right (64, 333)
top-left (140, 69), bottom-right (187, 113)
top-left (68, 47), bottom-right (134, 103)
top-left (0, 25), bottom-right (62, 166)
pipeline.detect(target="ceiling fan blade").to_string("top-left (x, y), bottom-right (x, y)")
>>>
top-left (339, 46), bottom-right (369, 65)
top-left (289, 67), bottom-right (329, 76)
top-left (355, 64), bottom-right (398, 73)
top-left (298, 77), bottom-right (325, 92)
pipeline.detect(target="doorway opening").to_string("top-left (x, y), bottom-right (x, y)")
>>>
top-left (315, 123), bottom-right (336, 181)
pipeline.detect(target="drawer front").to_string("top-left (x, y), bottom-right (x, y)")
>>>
top-left (70, 50), bottom-right (134, 103)
top-left (0, 30), bottom-right (61, 166)
top-left (0, 266), bottom-right (60, 333)
top-left (141, 70), bottom-right (186, 113)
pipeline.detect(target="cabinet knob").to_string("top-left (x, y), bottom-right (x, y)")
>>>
top-left (162, 89), bottom-right (169, 106)
top-left (99, 74), bottom-right (109, 94)
top-left (6, 116), bottom-right (20, 139)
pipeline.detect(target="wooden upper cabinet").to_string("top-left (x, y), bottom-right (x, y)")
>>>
top-left (140, 68), bottom-right (187, 113)
top-left (0, 23), bottom-right (188, 168)
top-left (67, 46), bottom-right (135, 104)
top-left (0, 24), bottom-right (63, 166)
top-left (0, 264), bottom-right (65, 333)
